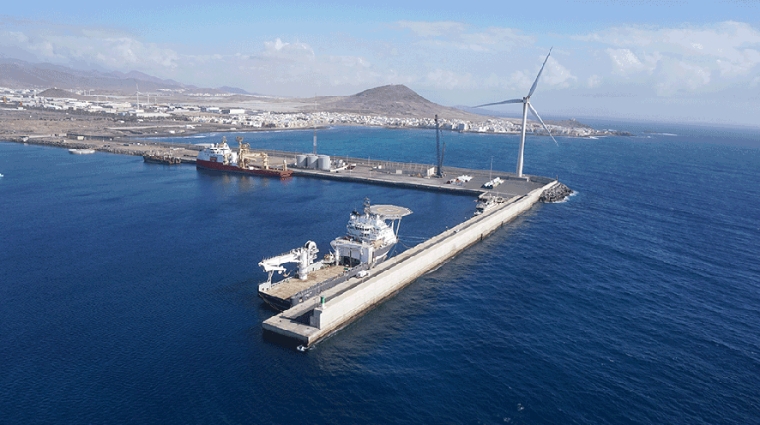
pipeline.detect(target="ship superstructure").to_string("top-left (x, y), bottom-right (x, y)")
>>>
top-left (257, 199), bottom-right (411, 310)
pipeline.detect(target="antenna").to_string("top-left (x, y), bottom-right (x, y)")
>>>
top-left (473, 48), bottom-right (558, 177)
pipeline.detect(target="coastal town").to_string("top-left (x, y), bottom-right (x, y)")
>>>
top-left (0, 86), bottom-right (627, 141)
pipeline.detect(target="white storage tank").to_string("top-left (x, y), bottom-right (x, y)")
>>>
top-left (317, 155), bottom-right (331, 171)
top-left (296, 154), bottom-right (307, 168)
top-left (306, 154), bottom-right (319, 169)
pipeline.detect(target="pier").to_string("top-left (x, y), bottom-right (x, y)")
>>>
top-left (263, 181), bottom-right (559, 347)
top-left (8, 136), bottom-right (551, 198)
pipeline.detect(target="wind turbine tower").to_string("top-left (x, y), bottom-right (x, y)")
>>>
top-left (475, 49), bottom-right (558, 178)
top-left (312, 97), bottom-right (317, 154)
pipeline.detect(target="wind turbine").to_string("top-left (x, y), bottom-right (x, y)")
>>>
top-left (475, 48), bottom-right (558, 178)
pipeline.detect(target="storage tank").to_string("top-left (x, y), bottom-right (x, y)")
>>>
top-left (296, 154), bottom-right (307, 168)
top-left (317, 155), bottom-right (331, 171)
top-left (306, 154), bottom-right (319, 169)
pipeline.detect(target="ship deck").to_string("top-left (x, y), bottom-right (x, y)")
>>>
top-left (263, 265), bottom-right (347, 301)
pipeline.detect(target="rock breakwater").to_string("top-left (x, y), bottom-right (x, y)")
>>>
top-left (540, 182), bottom-right (573, 203)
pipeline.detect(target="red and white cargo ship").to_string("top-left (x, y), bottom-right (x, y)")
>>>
top-left (196, 136), bottom-right (292, 178)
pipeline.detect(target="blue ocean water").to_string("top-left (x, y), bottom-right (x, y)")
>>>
top-left (1, 124), bottom-right (759, 424)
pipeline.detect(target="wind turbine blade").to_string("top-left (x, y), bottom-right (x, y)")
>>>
top-left (473, 98), bottom-right (523, 108)
top-left (527, 48), bottom-right (552, 98)
top-left (528, 103), bottom-right (558, 146)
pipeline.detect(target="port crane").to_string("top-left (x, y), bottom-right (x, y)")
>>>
top-left (258, 241), bottom-right (324, 290)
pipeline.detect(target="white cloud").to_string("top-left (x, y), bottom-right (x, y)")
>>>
top-left (396, 21), bottom-right (533, 52)
top-left (582, 21), bottom-right (760, 94)
top-left (587, 74), bottom-right (602, 88)
top-left (262, 38), bottom-right (315, 61)
top-left (542, 57), bottom-right (577, 88)
top-left (397, 21), bottom-right (465, 37)
top-left (425, 69), bottom-right (473, 89)
top-left (0, 27), bottom-right (178, 70)
top-left (459, 27), bottom-right (534, 50)
top-left (606, 48), bottom-right (660, 75)
top-left (507, 70), bottom-right (532, 91)
top-left (654, 60), bottom-right (711, 96)
top-left (481, 55), bottom-right (576, 94)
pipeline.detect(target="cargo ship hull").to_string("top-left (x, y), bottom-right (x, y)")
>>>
top-left (196, 159), bottom-right (292, 178)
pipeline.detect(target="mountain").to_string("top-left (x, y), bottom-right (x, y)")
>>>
top-left (0, 58), bottom-right (185, 93)
top-left (0, 58), bottom-right (252, 95)
top-left (217, 86), bottom-right (254, 95)
top-left (0, 57), bottom-right (493, 120)
top-left (314, 85), bottom-right (486, 120)
top-left (37, 88), bottom-right (83, 99)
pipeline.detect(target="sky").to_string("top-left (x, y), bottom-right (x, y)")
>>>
top-left (2, 0), bottom-right (760, 126)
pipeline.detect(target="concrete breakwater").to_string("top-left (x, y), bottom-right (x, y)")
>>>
top-left (263, 180), bottom-right (563, 348)
top-left (8, 135), bottom-right (202, 162)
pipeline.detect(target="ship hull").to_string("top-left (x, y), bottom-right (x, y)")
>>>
top-left (196, 159), bottom-right (292, 178)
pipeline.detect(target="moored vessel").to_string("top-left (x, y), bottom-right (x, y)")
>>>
top-left (258, 199), bottom-right (411, 311)
top-left (196, 136), bottom-right (292, 178)
top-left (68, 148), bottom-right (95, 155)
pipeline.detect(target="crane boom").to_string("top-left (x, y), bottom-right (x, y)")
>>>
top-left (258, 241), bottom-right (322, 289)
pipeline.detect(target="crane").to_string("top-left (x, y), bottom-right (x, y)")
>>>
top-left (258, 241), bottom-right (322, 290)
top-left (237, 136), bottom-right (269, 169)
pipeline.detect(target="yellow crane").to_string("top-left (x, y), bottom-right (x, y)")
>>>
top-left (236, 136), bottom-right (269, 169)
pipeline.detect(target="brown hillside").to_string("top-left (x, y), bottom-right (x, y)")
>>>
top-left (312, 85), bottom-right (486, 120)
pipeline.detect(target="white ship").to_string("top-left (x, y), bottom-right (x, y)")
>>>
top-left (258, 199), bottom-right (411, 310)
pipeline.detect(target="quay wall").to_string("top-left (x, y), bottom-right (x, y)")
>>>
top-left (307, 180), bottom-right (558, 343)
top-left (290, 168), bottom-right (485, 196)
